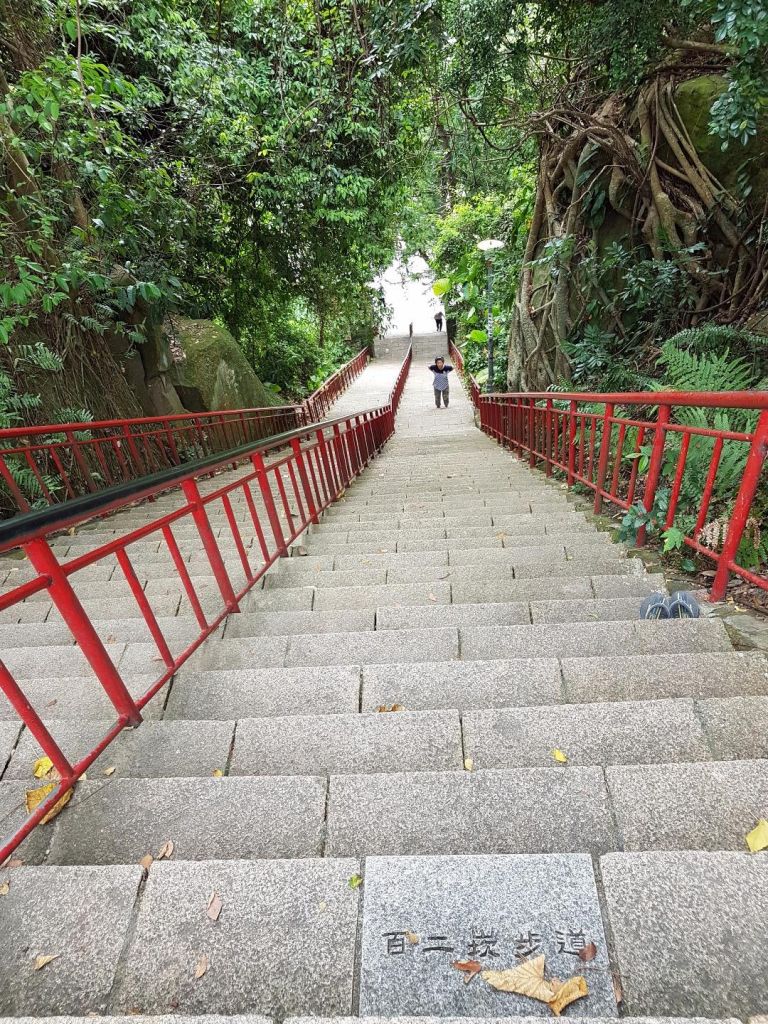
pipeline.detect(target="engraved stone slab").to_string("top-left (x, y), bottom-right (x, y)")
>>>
top-left (360, 854), bottom-right (617, 1017)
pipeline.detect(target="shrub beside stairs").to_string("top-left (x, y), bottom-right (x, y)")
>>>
top-left (0, 334), bottom-right (767, 1023)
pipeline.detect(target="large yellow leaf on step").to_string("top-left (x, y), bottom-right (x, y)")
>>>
top-left (482, 955), bottom-right (556, 1002)
top-left (746, 818), bottom-right (768, 853)
top-left (548, 975), bottom-right (589, 1016)
top-left (25, 783), bottom-right (72, 825)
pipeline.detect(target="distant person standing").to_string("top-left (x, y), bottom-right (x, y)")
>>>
top-left (429, 355), bottom-right (453, 408)
top-left (434, 310), bottom-right (444, 332)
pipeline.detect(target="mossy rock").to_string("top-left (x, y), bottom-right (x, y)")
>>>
top-left (170, 317), bottom-right (281, 412)
top-left (674, 75), bottom-right (768, 203)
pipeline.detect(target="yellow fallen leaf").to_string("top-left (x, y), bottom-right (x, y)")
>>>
top-left (33, 756), bottom-right (54, 779)
top-left (103, 766), bottom-right (116, 777)
top-left (482, 955), bottom-right (556, 1003)
top-left (33, 954), bottom-right (60, 971)
top-left (348, 873), bottom-right (363, 889)
top-left (25, 784), bottom-right (73, 825)
top-left (0, 881), bottom-right (9, 896)
top-left (156, 840), bottom-right (174, 860)
top-left (212, 769), bottom-right (224, 778)
top-left (548, 975), bottom-right (588, 1016)
top-left (406, 930), bottom-right (419, 944)
top-left (139, 854), bottom-right (154, 871)
top-left (552, 748), bottom-right (568, 764)
top-left (194, 953), bottom-right (208, 979)
top-left (464, 757), bottom-right (474, 771)
top-left (746, 818), bottom-right (768, 853)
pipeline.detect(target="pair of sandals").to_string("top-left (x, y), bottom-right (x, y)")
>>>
top-left (640, 591), bottom-right (700, 619)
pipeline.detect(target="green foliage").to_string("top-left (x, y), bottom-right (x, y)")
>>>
top-left (691, 0), bottom-right (768, 145)
top-left (1, 0), bottom-right (436, 425)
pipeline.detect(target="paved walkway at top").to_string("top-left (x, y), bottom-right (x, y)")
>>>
top-left (0, 333), bottom-right (767, 1022)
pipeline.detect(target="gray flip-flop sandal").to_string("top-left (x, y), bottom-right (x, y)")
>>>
top-left (639, 594), bottom-right (669, 619)
top-left (666, 591), bottom-right (701, 618)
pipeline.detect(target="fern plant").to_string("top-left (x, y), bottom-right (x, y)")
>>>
top-left (653, 340), bottom-right (766, 570)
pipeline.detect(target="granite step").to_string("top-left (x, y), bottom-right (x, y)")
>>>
top-left (24, 775), bottom-right (328, 864)
top-left (326, 762), bottom-right (768, 856)
top-left (230, 709), bottom-right (463, 775)
top-left (0, 859), bottom-right (360, 1016)
top-left (360, 651), bottom-right (768, 711)
top-left (264, 559), bottom-right (644, 590)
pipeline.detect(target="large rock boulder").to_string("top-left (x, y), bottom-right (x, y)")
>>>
top-left (168, 317), bottom-right (280, 412)
top-left (674, 75), bottom-right (768, 206)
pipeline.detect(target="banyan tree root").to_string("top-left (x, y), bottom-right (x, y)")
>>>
top-left (507, 64), bottom-right (767, 391)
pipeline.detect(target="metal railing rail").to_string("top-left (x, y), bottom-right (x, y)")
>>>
top-left (449, 340), bottom-right (768, 601)
top-left (0, 347), bottom-right (370, 515)
top-left (0, 344), bottom-right (410, 861)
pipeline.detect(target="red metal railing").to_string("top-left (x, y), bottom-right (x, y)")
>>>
top-left (0, 347), bottom-right (370, 515)
top-left (301, 347), bottom-right (370, 422)
top-left (0, 344), bottom-right (408, 862)
top-left (471, 381), bottom-right (768, 600)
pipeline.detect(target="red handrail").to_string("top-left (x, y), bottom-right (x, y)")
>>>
top-left (451, 337), bottom-right (767, 601)
top-left (0, 344), bottom-right (407, 862)
top-left (301, 347), bottom-right (370, 422)
top-left (0, 347), bottom-right (370, 515)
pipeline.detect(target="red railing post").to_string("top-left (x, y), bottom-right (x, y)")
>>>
top-left (710, 408), bottom-right (768, 600)
top-left (594, 403), bottom-right (615, 513)
top-left (291, 438), bottom-right (319, 525)
top-left (251, 451), bottom-right (289, 555)
top-left (181, 478), bottom-right (239, 609)
top-left (566, 400), bottom-right (578, 486)
top-left (637, 403), bottom-right (671, 546)
top-left (545, 398), bottom-right (553, 476)
top-left (121, 424), bottom-right (147, 477)
top-left (0, 661), bottom-right (73, 779)
top-left (528, 401), bottom-right (536, 467)
top-left (23, 537), bottom-right (142, 726)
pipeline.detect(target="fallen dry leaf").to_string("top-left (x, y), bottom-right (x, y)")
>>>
top-left (551, 748), bottom-right (568, 764)
top-left (482, 955), bottom-right (556, 1003)
top-left (746, 818), bottom-right (768, 853)
top-left (612, 972), bottom-right (623, 1005)
top-left (33, 954), bottom-right (60, 971)
top-left (33, 756), bottom-right (54, 779)
top-left (452, 959), bottom-right (482, 984)
top-left (377, 704), bottom-right (404, 713)
top-left (348, 873), bottom-right (363, 889)
top-left (212, 768), bottom-right (224, 778)
top-left (464, 757), bottom-right (474, 771)
top-left (207, 892), bottom-right (223, 922)
top-left (548, 975), bottom-right (588, 1016)
top-left (139, 854), bottom-right (154, 871)
top-left (103, 766), bottom-right (116, 777)
top-left (156, 840), bottom-right (174, 860)
top-left (578, 941), bottom-right (598, 963)
top-left (0, 881), bottom-right (9, 896)
top-left (32, 757), bottom-right (54, 778)
top-left (406, 931), bottom-right (419, 945)
top-left (194, 953), bottom-right (208, 979)
top-left (25, 784), bottom-right (73, 825)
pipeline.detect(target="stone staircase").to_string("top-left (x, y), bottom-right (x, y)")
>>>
top-left (1, 333), bottom-right (767, 1023)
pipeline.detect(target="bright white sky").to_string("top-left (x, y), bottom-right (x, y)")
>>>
top-left (374, 250), bottom-right (442, 335)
